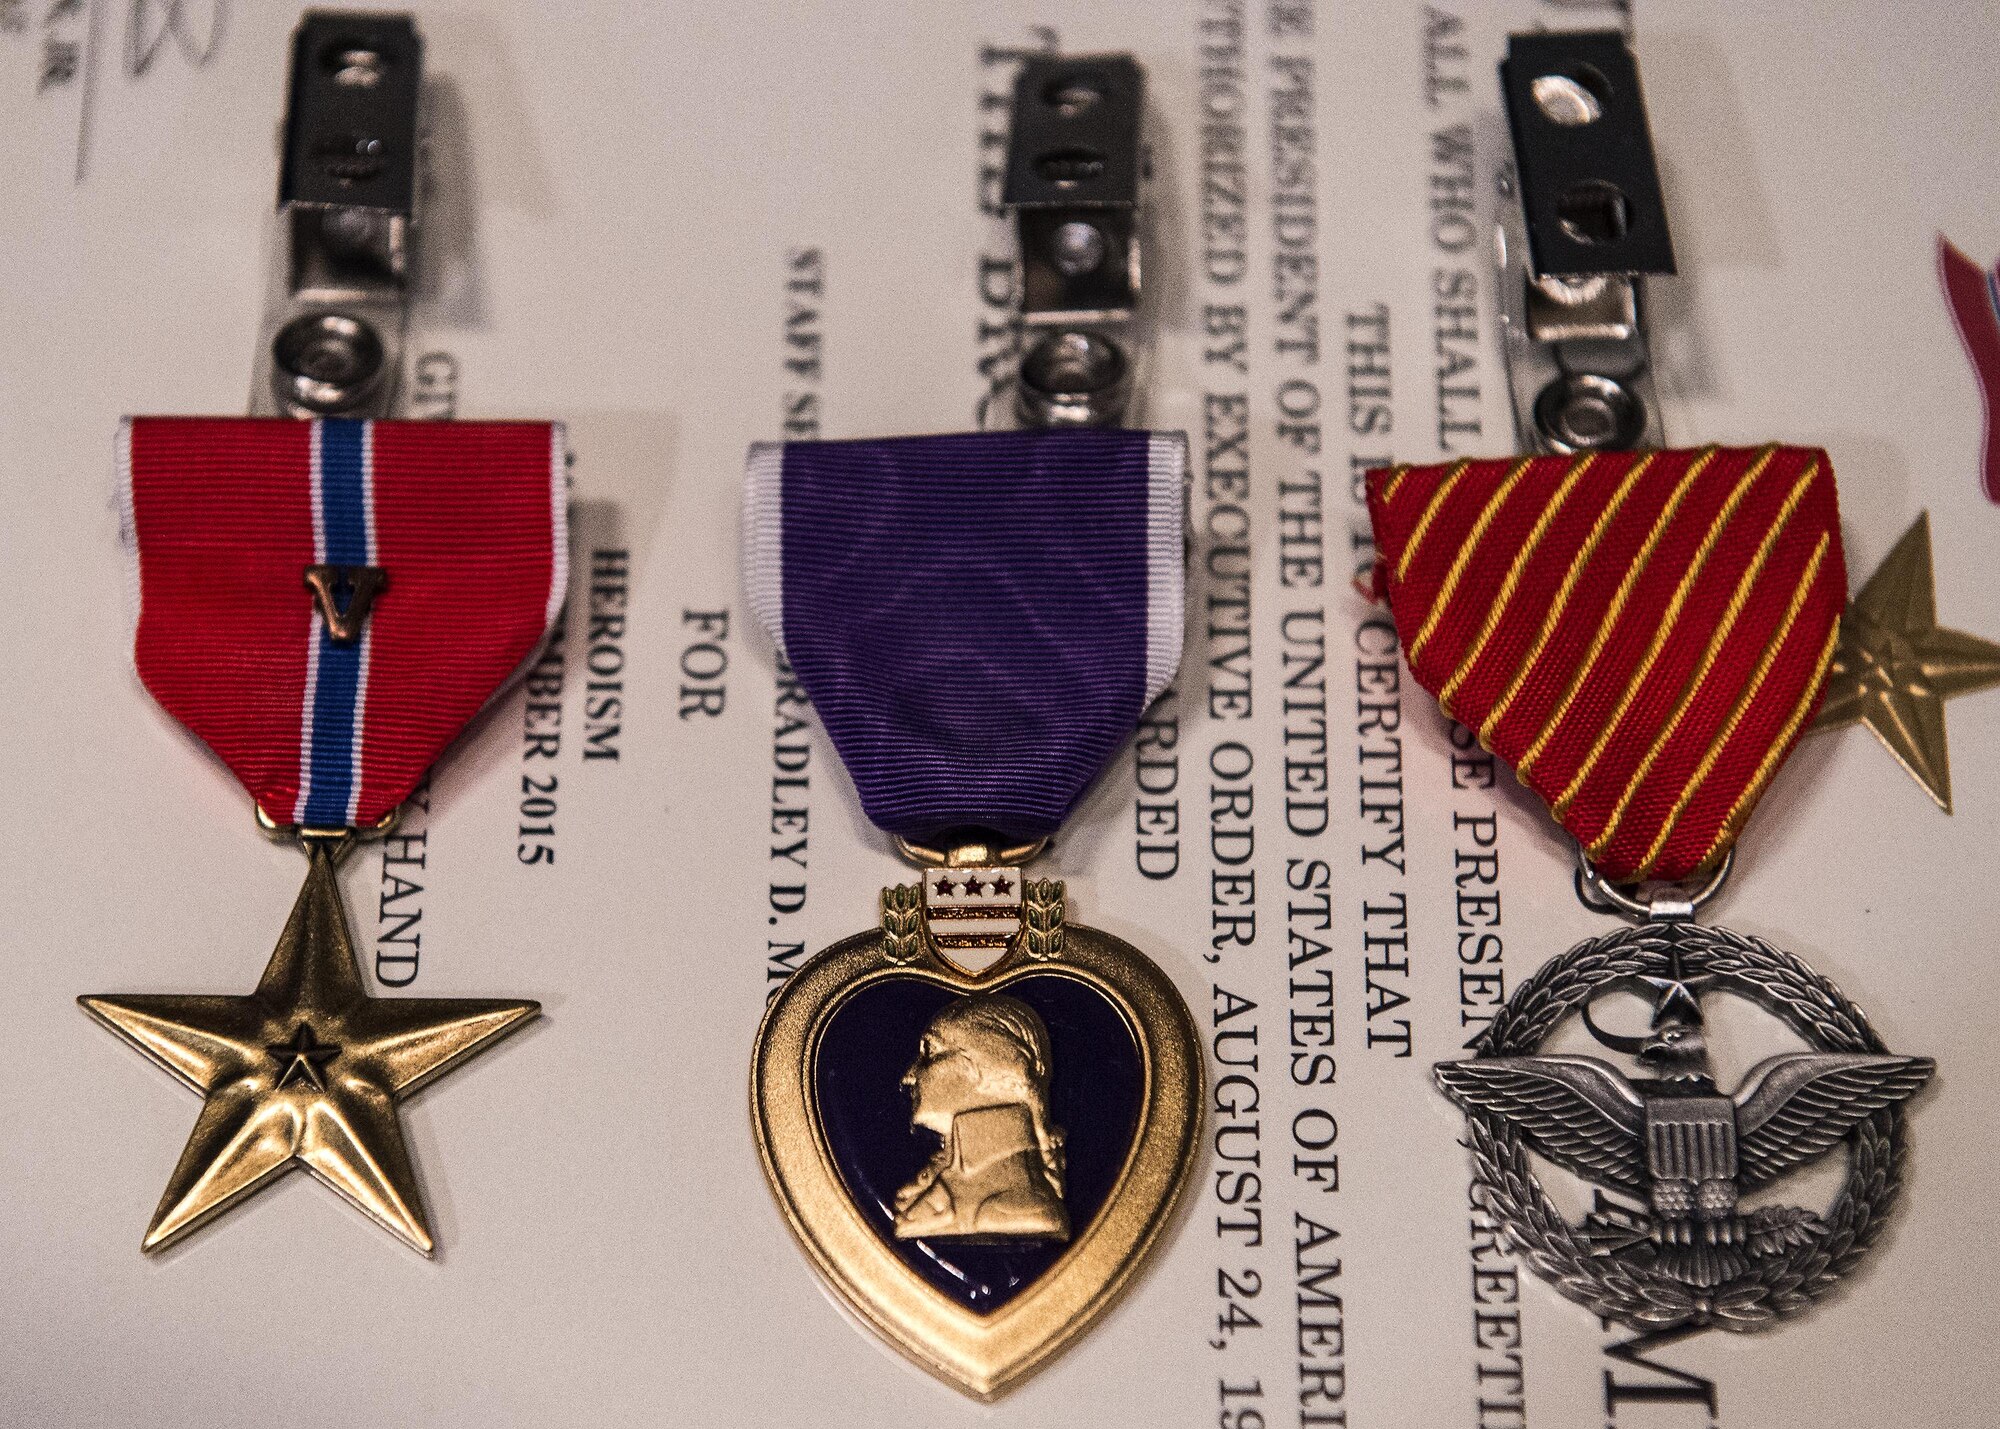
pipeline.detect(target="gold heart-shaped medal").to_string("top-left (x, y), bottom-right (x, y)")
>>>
top-left (751, 876), bottom-right (1200, 1399)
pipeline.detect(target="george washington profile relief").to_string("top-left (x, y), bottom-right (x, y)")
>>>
top-left (891, 994), bottom-right (1071, 1242)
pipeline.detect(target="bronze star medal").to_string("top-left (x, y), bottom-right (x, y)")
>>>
top-left (82, 840), bottom-right (538, 1255)
top-left (1815, 511), bottom-right (2000, 809)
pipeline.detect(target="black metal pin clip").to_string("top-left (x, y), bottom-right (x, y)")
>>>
top-left (1001, 53), bottom-right (1145, 428)
top-left (253, 11), bottom-right (423, 418)
top-left (1495, 30), bottom-right (1674, 452)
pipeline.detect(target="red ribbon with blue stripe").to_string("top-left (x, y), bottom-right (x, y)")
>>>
top-left (121, 416), bottom-right (568, 828)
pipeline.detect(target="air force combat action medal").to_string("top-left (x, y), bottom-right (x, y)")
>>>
top-left (746, 56), bottom-right (1201, 1400)
top-left (1366, 31), bottom-right (1935, 1334)
top-left (1375, 446), bottom-right (1936, 1332)
top-left (81, 16), bottom-right (564, 1257)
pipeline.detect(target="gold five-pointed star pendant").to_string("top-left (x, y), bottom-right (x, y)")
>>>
top-left (80, 842), bottom-right (538, 1256)
top-left (1815, 511), bottom-right (2000, 810)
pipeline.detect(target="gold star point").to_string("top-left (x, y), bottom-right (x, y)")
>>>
top-left (82, 844), bottom-right (539, 1256)
top-left (1815, 511), bottom-right (2000, 812)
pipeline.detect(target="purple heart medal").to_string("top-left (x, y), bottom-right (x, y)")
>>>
top-left (743, 54), bottom-right (1200, 1400)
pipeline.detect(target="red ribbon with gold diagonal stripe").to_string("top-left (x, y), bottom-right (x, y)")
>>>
top-left (1366, 445), bottom-right (1845, 882)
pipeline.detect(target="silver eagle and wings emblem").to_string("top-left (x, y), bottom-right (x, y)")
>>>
top-left (1437, 922), bottom-right (1934, 1327)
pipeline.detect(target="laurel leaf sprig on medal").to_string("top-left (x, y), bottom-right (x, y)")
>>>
top-left (1468, 1114), bottom-right (1664, 1323)
top-left (881, 883), bottom-right (927, 964)
top-left (1018, 879), bottom-right (1067, 961)
top-left (1461, 922), bottom-right (1908, 1331)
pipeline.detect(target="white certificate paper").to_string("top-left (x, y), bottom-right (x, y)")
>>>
top-left (2, 2), bottom-right (1995, 1425)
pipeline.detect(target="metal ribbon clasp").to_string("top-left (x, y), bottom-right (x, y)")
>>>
top-left (252, 12), bottom-right (422, 418)
top-left (1574, 843), bottom-right (1732, 925)
top-left (1001, 53), bottom-right (1146, 429)
top-left (1495, 29), bottom-right (1675, 453)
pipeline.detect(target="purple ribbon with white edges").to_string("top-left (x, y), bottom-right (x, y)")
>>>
top-left (744, 428), bottom-right (1186, 846)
